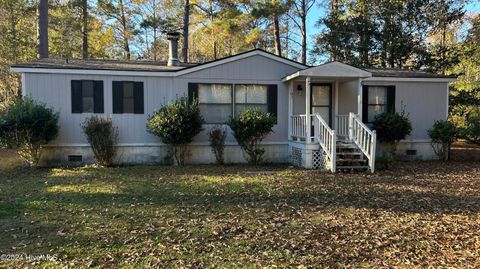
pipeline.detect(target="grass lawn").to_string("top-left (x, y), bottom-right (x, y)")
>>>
top-left (0, 149), bottom-right (479, 268)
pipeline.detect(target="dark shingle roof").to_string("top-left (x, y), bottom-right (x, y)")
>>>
top-left (11, 58), bottom-right (197, 72)
top-left (361, 67), bottom-right (455, 78)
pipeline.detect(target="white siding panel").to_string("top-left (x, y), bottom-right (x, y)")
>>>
top-left (364, 81), bottom-right (448, 140)
top-left (338, 80), bottom-right (358, 115)
top-left (182, 55), bottom-right (300, 81)
top-left (22, 54), bottom-right (302, 146)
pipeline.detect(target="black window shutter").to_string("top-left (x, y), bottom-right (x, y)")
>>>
top-left (133, 82), bottom-right (144, 114)
top-left (71, 80), bottom-right (83, 113)
top-left (188, 83), bottom-right (198, 103)
top-left (387, 86), bottom-right (396, 113)
top-left (267, 84), bottom-right (278, 120)
top-left (362, 85), bottom-right (368, 123)
top-left (112, 81), bottom-right (124, 114)
top-left (93, 81), bottom-right (104, 113)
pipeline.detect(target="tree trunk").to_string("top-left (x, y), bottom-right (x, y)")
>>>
top-left (119, 0), bottom-right (130, 59)
top-left (273, 13), bottom-right (281, 56)
top-left (359, 0), bottom-right (368, 66)
top-left (82, 0), bottom-right (88, 59)
top-left (300, 0), bottom-right (307, 64)
top-left (182, 0), bottom-right (190, 63)
top-left (37, 0), bottom-right (48, 59)
top-left (152, 0), bottom-right (157, 60)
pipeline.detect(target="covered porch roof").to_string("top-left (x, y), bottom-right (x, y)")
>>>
top-left (283, 61), bottom-right (372, 82)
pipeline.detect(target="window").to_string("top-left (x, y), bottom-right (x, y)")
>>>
top-left (311, 84), bottom-right (332, 125)
top-left (188, 83), bottom-right (277, 124)
top-left (362, 85), bottom-right (395, 123)
top-left (197, 84), bottom-right (232, 123)
top-left (235, 85), bottom-right (268, 116)
top-left (112, 81), bottom-right (144, 114)
top-left (71, 80), bottom-right (104, 113)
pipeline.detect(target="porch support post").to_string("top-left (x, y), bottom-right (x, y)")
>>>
top-left (357, 78), bottom-right (363, 117)
top-left (305, 76), bottom-right (311, 143)
top-left (288, 80), bottom-right (293, 140)
top-left (334, 80), bottom-right (339, 130)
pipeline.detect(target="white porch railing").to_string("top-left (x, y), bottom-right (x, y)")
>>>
top-left (290, 114), bottom-right (308, 140)
top-left (336, 113), bottom-right (377, 173)
top-left (335, 114), bottom-right (349, 138)
top-left (290, 113), bottom-right (376, 173)
top-left (313, 114), bottom-right (336, 172)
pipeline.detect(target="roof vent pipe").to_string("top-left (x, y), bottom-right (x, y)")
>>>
top-left (167, 32), bottom-right (180, 66)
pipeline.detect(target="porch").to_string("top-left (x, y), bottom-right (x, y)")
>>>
top-left (283, 62), bottom-right (377, 173)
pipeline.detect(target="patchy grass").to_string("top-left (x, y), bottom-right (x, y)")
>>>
top-left (0, 150), bottom-right (479, 268)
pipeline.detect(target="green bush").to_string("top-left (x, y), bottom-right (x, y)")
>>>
top-left (428, 120), bottom-right (457, 161)
top-left (372, 111), bottom-right (412, 166)
top-left (227, 108), bottom-right (276, 165)
top-left (146, 97), bottom-right (204, 165)
top-left (463, 108), bottom-right (480, 145)
top-left (81, 116), bottom-right (119, 166)
top-left (0, 98), bottom-right (59, 167)
top-left (208, 125), bottom-right (227, 164)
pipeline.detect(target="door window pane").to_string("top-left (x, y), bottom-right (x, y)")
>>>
top-left (312, 106), bottom-right (330, 123)
top-left (312, 86), bottom-right (330, 106)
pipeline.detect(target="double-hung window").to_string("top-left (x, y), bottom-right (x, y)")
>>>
top-left (188, 83), bottom-right (277, 124)
top-left (197, 84), bottom-right (232, 124)
top-left (362, 85), bottom-right (395, 123)
top-left (112, 81), bottom-right (144, 114)
top-left (234, 85), bottom-right (268, 116)
top-left (71, 80), bottom-right (104, 113)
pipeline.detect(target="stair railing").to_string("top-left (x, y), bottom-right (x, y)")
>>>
top-left (348, 112), bottom-right (376, 173)
top-left (313, 113), bottom-right (336, 172)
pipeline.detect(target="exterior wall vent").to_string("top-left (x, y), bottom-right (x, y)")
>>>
top-left (406, 150), bottom-right (417, 156)
top-left (68, 155), bottom-right (83, 162)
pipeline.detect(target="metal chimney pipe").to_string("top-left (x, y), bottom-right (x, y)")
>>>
top-left (167, 32), bottom-right (180, 66)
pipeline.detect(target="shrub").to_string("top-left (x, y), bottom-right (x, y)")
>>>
top-left (146, 96), bottom-right (204, 165)
top-left (81, 116), bottom-right (119, 166)
top-left (227, 108), bottom-right (276, 165)
top-left (0, 98), bottom-right (59, 167)
top-left (428, 120), bottom-right (457, 161)
top-left (462, 108), bottom-right (480, 145)
top-left (208, 125), bottom-right (227, 164)
top-left (372, 110), bottom-right (412, 166)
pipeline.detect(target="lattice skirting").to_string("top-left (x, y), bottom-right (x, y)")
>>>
top-left (291, 146), bottom-right (302, 167)
top-left (312, 149), bottom-right (328, 170)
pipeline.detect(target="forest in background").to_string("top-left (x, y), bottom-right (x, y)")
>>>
top-left (0, 0), bottom-right (479, 122)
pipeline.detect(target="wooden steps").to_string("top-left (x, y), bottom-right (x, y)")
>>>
top-left (336, 140), bottom-right (369, 172)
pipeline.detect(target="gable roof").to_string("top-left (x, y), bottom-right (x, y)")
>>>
top-left (283, 61), bottom-right (372, 81)
top-left (10, 49), bottom-right (308, 77)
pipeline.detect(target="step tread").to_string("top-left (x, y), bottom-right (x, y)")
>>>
top-left (336, 152), bottom-right (363, 156)
top-left (336, 166), bottom-right (369, 169)
top-left (336, 159), bottom-right (367, 162)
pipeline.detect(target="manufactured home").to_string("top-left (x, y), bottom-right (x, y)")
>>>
top-left (11, 36), bottom-right (455, 172)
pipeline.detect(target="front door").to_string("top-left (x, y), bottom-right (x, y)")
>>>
top-left (311, 83), bottom-right (332, 126)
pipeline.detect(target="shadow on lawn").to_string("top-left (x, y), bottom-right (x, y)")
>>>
top-left (26, 165), bottom-right (480, 216)
top-left (1, 161), bottom-right (480, 266)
